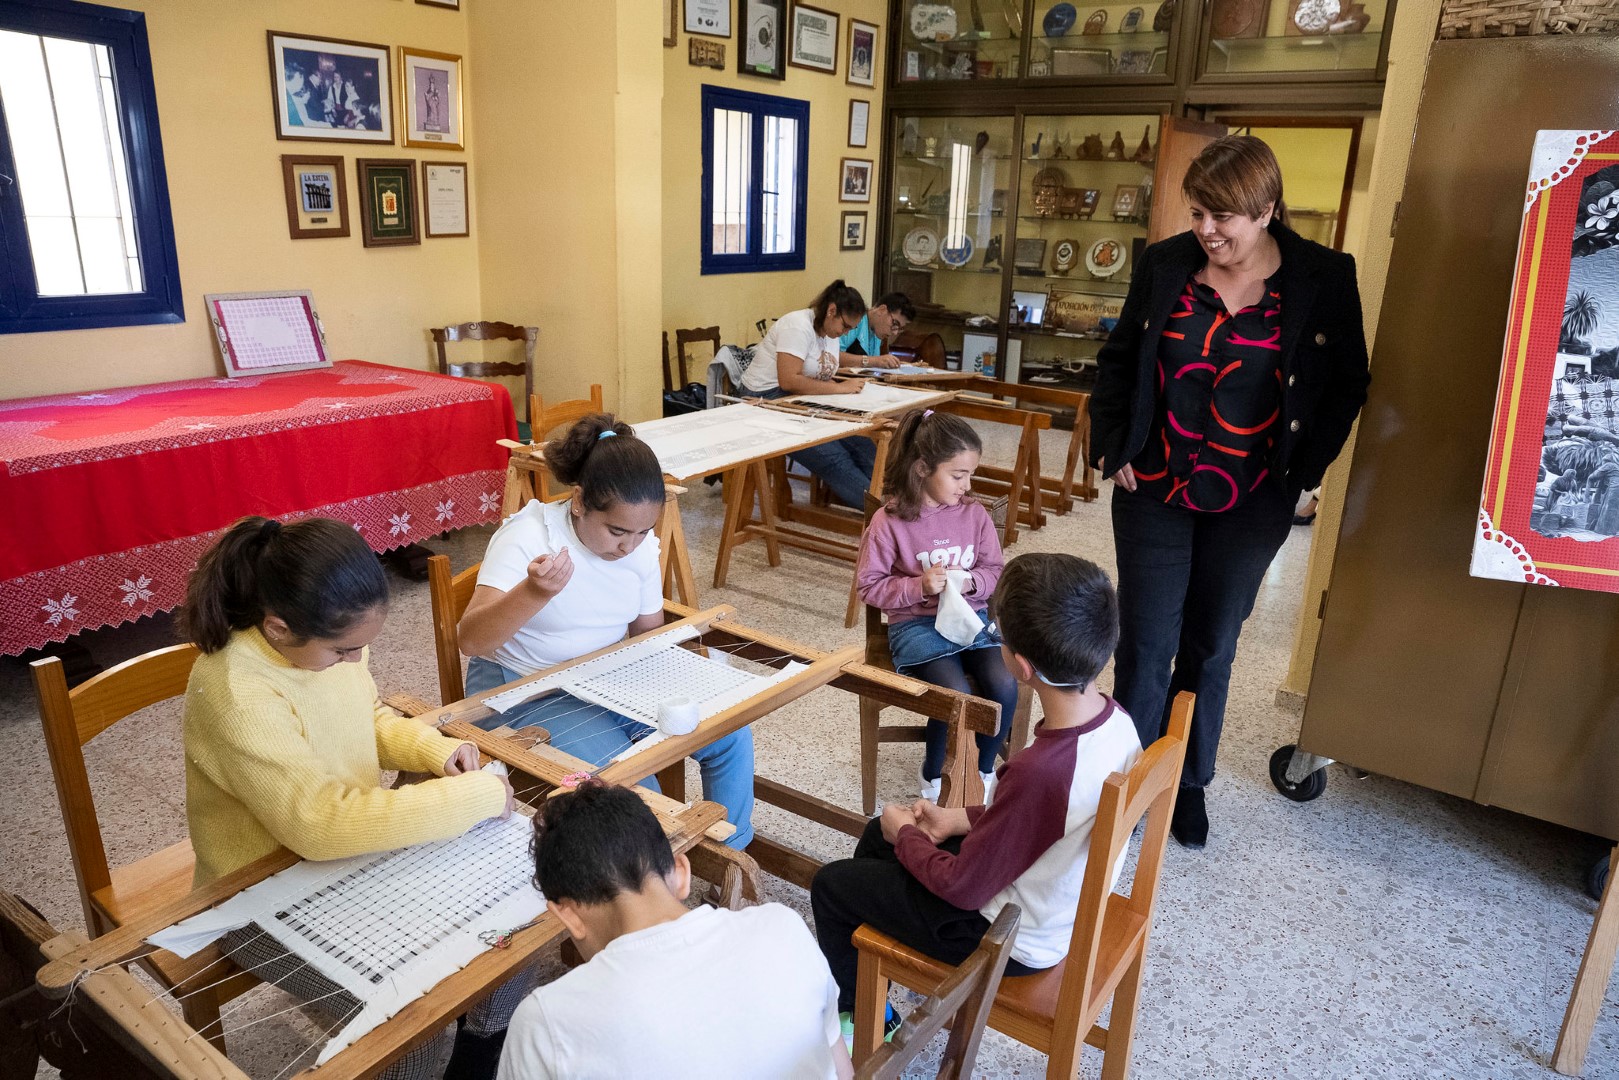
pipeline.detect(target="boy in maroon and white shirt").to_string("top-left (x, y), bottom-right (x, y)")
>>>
top-left (812, 553), bottom-right (1142, 1015)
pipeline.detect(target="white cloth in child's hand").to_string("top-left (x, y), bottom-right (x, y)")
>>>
top-left (935, 568), bottom-right (985, 647)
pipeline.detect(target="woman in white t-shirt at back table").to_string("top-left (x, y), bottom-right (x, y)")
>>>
top-left (457, 414), bottom-right (755, 848)
top-left (739, 280), bottom-right (878, 509)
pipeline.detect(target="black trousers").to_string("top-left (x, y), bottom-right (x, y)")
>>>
top-left (1110, 482), bottom-right (1294, 788)
top-left (811, 817), bottom-right (1043, 1012)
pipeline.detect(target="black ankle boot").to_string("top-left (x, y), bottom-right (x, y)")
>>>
top-left (1171, 785), bottom-right (1207, 849)
top-left (443, 1027), bottom-right (508, 1080)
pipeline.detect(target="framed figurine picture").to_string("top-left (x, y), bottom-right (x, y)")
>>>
top-left (840, 157), bottom-right (872, 202)
top-left (400, 47), bottom-right (463, 150)
top-left (738, 0), bottom-right (787, 78)
top-left (788, 3), bottom-right (838, 73)
top-left (279, 154), bottom-right (349, 239)
top-left (267, 32), bottom-right (393, 143)
top-left (846, 18), bottom-right (877, 87)
top-left (356, 158), bottom-right (420, 246)
top-left (840, 210), bottom-right (867, 250)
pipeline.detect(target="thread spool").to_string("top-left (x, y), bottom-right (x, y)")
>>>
top-left (657, 697), bottom-right (700, 736)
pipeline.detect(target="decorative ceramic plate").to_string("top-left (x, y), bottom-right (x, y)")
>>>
top-left (1121, 5), bottom-right (1145, 30)
top-left (910, 3), bottom-right (959, 41)
top-left (1042, 3), bottom-right (1078, 36)
top-left (940, 233), bottom-right (975, 267)
top-left (1086, 237), bottom-right (1126, 277)
top-left (1083, 10), bottom-right (1109, 33)
top-left (903, 226), bottom-right (940, 265)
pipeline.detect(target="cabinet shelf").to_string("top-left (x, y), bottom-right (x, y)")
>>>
top-left (1207, 30), bottom-right (1383, 74)
top-left (1020, 155), bottom-right (1155, 166)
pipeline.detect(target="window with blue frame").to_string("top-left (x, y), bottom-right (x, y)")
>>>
top-left (0, 0), bottom-right (182, 335)
top-left (701, 85), bottom-right (808, 275)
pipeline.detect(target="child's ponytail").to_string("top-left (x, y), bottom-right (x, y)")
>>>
top-left (544, 413), bottom-right (665, 512)
top-left (881, 408), bottom-right (983, 520)
top-left (182, 516), bottom-right (389, 654)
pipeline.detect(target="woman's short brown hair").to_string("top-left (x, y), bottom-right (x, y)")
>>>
top-left (1182, 134), bottom-right (1284, 221)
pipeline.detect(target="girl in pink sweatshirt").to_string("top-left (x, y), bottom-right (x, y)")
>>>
top-left (855, 408), bottom-right (1017, 800)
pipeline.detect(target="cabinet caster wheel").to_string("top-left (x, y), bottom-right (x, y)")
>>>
top-left (1270, 744), bottom-right (1327, 802)
top-left (1589, 853), bottom-right (1611, 902)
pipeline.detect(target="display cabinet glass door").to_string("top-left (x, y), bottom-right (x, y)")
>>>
top-left (1200, 0), bottom-right (1391, 76)
top-left (886, 114), bottom-right (1015, 373)
top-left (1024, 0), bottom-right (1175, 80)
top-left (898, 1), bottom-right (1026, 82)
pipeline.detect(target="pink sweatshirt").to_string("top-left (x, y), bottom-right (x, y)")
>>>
top-left (855, 501), bottom-right (1003, 625)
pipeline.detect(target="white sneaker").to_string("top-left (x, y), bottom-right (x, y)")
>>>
top-left (980, 771), bottom-right (998, 801)
top-left (918, 772), bottom-right (942, 802)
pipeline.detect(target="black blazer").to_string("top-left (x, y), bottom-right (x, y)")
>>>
top-left (1088, 221), bottom-right (1371, 495)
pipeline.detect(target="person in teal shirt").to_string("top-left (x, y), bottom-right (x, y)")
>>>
top-left (838, 292), bottom-right (915, 368)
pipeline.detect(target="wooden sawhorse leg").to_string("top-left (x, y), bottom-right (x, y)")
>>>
top-left (1554, 843), bottom-right (1619, 1075)
top-left (656, 483), bottom-right (697, 607)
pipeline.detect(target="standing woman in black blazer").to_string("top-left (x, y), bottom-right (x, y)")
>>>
top-left (1088, 135), bottom-right (1370, 849)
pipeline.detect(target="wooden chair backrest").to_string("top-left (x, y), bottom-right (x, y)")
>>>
top-left (31, 644), bottom-right (200, 931)
top-left (856, 904), bottom-right (1021, 1080)
top-left (431, 321), bottom-right (539, 421)
top-left (668, 325), bottom-right (721, 391)
top-left (428, 554), bottom-right (482, 705)
top-left (1051, 690), bottom-right (1193, 1038)
top-left (528, 384), bottom-right (606, 501)
top-left (861, 491), bottom-right (888, 661)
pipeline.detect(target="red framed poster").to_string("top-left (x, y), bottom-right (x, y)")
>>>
top-left (1474, 128), bottom-right (1619, 592)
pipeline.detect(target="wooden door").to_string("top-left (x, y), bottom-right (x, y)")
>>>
top-left (1147, 117), bottom-right (1227, 243)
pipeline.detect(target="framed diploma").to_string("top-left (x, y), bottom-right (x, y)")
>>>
top-left (848, 99), bottom-right (869, 148)
top-left (789, 3), bottom-right (838, 73)
top-left (421, 161), bottom-right (469, 238)
top-left (686, 0), bottom-right (732, 37)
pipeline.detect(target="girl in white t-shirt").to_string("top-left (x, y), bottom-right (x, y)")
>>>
top-left (458, 414), bottom-right (755, 848)
top-left (738, 280), bottom-right (880, 509)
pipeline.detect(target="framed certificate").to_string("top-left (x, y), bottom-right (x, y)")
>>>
top-left (686, 0), bottom-right (732, 37)
top-left (421, 161), bottom-right (469, 238)
top-left (789, 3), bottom-right (838, 73)
top-left (848, 99), bottom-right (869, 148)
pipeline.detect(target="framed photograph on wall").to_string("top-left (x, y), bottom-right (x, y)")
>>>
top-left (267, 32), bottom-right (393, 143)
top-left (738, 0), bottom-right (787, 78)
top-left (400, 47), bottom-right (463, 150)
top-left (846, 18), bottom-right (877, 87)
top-left (421, 160), bottom-right (469, 238)
top-left (840, 211), bottom-right (867, 250)
top-left (356, 158), bottom-right (420, 246)
top-left (686, 0), bottom-right (731, 36)
top-left (204, 291), bottom-right (331, 378)
top-left (848, 99), bottom-right (869, 147)
top-left (788, 3), bottom-right (838, 73)
top-left (840, 157), bottom-right (872, 202)
top-left (279, 154), bottom-right (349, 239)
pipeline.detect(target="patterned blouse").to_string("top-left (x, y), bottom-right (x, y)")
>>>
top-left (1131, 272), bottom-right (1284, 512)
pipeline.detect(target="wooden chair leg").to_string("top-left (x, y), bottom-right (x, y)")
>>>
top-left (655, 762), bottom-right (686, 803)
top-left (750, 459), bottom-right (783, 567)
top-left (844, 569), bottom-right (862, 629)
top-left (859, 696), bottom-right (881, 816)
top-left (1554, 843), bottom-right (1619, 1075)
top-left (852, 951), bottom-right (888, 1066)
top-left (713, 465), bottom-right (748, 588)
top-left (1096, 948), bottom-right (1148, 1080)
top-left (180, 985), bottom-right (228, 1054)
top-left (1003, 682), bottom-right (1034, 763)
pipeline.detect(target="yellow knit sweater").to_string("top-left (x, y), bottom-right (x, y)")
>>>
top-left (184, 627), bottom-right (508, 886)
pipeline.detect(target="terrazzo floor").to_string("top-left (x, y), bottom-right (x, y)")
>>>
top-left (2, 421), bottom-right (1615, 1078)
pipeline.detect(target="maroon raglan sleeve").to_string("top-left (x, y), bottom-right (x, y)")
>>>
top-left (892, 737), bottom-right (1077, 910)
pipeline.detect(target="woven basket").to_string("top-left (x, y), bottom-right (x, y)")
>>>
top-left (1438, 0), bottom-right (1619, 37)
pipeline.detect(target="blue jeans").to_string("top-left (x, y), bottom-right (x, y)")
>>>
top-left (760, 386), bottom-right (877, 508)
top-left (464, 657), bottom-right (755, 848)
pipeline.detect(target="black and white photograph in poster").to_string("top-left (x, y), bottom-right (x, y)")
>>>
top-left (686, 0), bottom-right (732, 37)
top-left (1535, 160), bottom-right (1619, 540)
top-left (740, 0), bottom-right (786, 77)
top-left (268, 32), bottom-right (392, 143)
top-left (789, 3), bottom-right (838, 73)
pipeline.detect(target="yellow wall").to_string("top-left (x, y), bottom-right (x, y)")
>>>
top-left (1, 0), bottom-right (479, 399)
top-left (661, 2), bottom-right (887, 351)
top-left (1280, 0), bottom-right (1444, 698)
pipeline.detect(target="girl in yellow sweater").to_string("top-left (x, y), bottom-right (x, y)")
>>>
top-left (182, 515), bottom-right (516, 1080)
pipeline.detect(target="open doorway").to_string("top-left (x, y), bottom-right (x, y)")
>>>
top-left (1218, 118), bottom-right (1365, 252)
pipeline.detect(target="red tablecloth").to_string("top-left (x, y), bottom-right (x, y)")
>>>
top-left (0, 360), bottom-right (517, 655)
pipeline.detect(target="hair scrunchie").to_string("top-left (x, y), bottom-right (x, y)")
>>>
top-left (257, 518), bottom-right (283, 541)
top-left (597, 430), bottom-right (618, 441)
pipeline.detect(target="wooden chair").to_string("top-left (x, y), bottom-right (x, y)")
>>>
top-left (32, 648), bottom-right (258, 1051)
top-left (663, 326), bottom-right (722, 393)
top-left (399, 555), bottom-right (758, 904)
top-left (854, 492), bottom-right (1033, 816)
top-left (851, 692), bottom-right (1195, 1079)
top-left (854, 904), bottom-right (1021, 1080)
top-left (524, 383), bottom-right (606, 502)
top-left (431, 321), bottom-right (539, 438)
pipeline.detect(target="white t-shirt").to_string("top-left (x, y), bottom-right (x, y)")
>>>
top-left (738, 308), bottom-right (842, 393)
top-left (476, 499), bottom-right (663, 676)
top-left (497, 903), bottom-right (844, 1080)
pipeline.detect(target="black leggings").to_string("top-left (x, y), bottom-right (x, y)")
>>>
top-left (908, 647), bottom-right (1019, 778)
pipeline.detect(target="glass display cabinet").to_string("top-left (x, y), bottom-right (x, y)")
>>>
top-left (1197, 0), bottom-right (1392, 78)
top-left (1024, 0), bottom-right (1175, 80)
top-left (898, 2), bottom-right (1025, 81)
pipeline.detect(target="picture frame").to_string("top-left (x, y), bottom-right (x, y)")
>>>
top-left (1045, 290), bottom-right (1125, 334)
top-left (279, 155), bottom-right (348, 240)
top-left (356, 158), bottom-right (421, 247)
top-left (840, 210), bottom-right (867, 251)
top-left (414, 0), bottom-right (459, 8)
top-left (848, 99), bottom-right (869, 148)
top-left (267, 32), bottom-right (393, 144)
top-left (788, 3), bottom-right (838, 73)
top-left (839, 157), bottom-right (872, 203)
top-left (689, 37), bottom-right (727, 67)
top-left (738, 0), bottom-right (787, 78)
top-left (1013, 237), bottom-right (1047, 272)
top-left (204, 290), bottom-right (332, 378)
top-left (686, 0), bottom-right (732, 37)
top-left (665, 0), bottom-right (678, 45)
top-left (1115, 48), bottom-right (1154, 73)
top-left (846, 18), bottom-right (877, 87)
top-left (1149, 45), bottom-right (1169, 72)
top-left (1051, 47), bottom-right (1113, 76)
top-left (399, 47), bottom-right (463, 150)
top-left (1112, 184), bottom-right (1142, 219)
top-left (421, 160), bottom-right (469, 238)
top-left (903, 49), bottom-right (921, 79)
